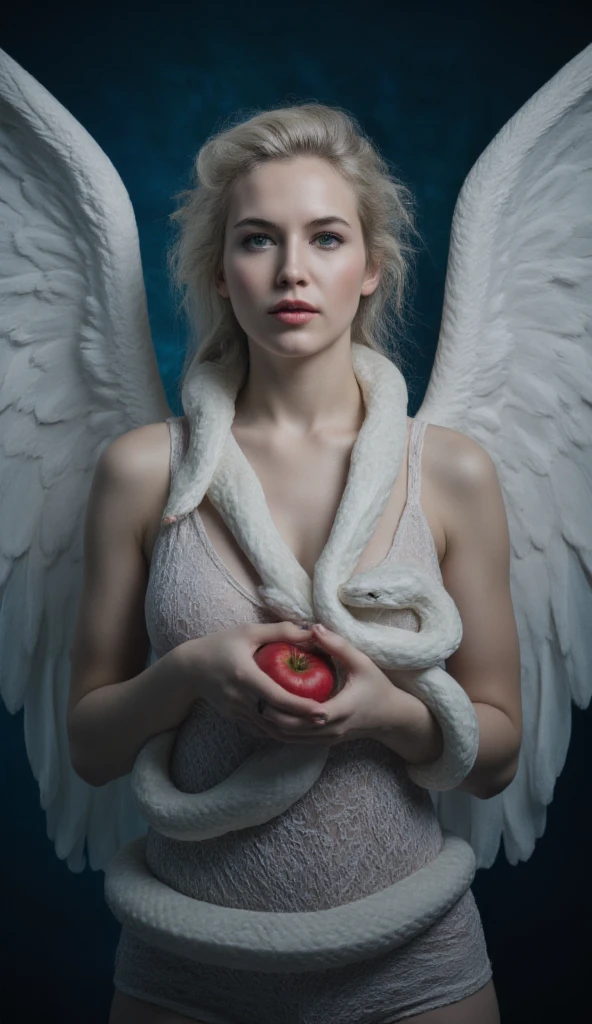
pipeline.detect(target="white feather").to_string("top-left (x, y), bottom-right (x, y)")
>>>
top-left (1, 40), bottom-right (591, 879)
top-left (420, 43), bottom-right (592, 867)
top-left (0, 48), bottom-right (170, 872)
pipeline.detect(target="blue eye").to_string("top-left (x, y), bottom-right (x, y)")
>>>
top-left (242, 234), bottom-right (269, 249)
top-left (241, 232), bottom-right (343, 250)
top-left (316, 232), bottom-right (343, 247)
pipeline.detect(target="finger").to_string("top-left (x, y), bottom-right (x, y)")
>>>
top-left (251, 620), bottom-right (322, 710)
top-left (262, 705), bottom-right (330, 731)
top-left (253, 620), bottom-right (315, 645)
top-left (251, 664), bottom-right (329, 721)
top-left (255, 714), bottom-right (333, 744)
top-left (311, 623), bottom-right (358, 663)
top-left (250, 623), bottom-right (328, 719)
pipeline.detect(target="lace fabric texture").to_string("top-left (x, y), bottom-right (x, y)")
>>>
top-left (113, 416), bottom-right (493, 1023)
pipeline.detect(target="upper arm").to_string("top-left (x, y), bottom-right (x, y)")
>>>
top-left (436, 428), bottom-right (522, 745)
top-left (67, 425), bottom-right (166, 734)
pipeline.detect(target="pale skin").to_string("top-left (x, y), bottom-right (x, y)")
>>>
top-left (102, 155), bottom-right (521, 1021)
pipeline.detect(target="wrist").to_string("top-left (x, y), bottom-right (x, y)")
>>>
top-left (374, 686), bottom-right (444, 765)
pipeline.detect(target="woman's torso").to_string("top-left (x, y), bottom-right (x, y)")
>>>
top-left (138, 414), bottom-right (450, 912)
top-left (112, 415), bottom-right (495, 1016)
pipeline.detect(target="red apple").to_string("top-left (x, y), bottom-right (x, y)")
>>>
top-left (253, 642), bottom-right (337, 702)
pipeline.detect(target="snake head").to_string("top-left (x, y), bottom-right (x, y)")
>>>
top-left (338, 564), bottom-right (394, 607)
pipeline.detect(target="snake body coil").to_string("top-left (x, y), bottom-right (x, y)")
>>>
top-left (105, 344), bottom-right (480, 971)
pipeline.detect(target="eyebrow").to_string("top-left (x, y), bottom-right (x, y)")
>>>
top-left (232, 215), bottom-right (352, 230)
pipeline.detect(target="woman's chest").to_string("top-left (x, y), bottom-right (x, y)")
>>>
top-left (142, 418), bottom-right (446, 587)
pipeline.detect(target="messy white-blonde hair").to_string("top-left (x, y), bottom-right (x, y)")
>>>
top-left (167, 101), bottom-right (422, 400)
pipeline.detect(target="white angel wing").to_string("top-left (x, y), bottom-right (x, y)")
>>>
top-left (417, 43), bottom-right (592, 870)
top-left (0, 49), bottom-right (172, 872)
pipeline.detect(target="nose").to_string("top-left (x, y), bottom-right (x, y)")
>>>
top-left (276, 239), bottom-right (309, 287)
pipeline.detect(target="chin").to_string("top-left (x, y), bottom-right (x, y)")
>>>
top-left (250, 334), bottom-right (320, 357)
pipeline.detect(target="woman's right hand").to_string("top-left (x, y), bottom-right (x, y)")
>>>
top-left (177, 621), bottom-right (328, 735)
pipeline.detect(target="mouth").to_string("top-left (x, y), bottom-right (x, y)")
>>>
top-left (269, 300), bottom-right (318, 313)
top-left (270, 309), bottom-right (318, 324)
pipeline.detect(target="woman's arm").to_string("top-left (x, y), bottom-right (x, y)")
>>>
top-left (67, 428), bottom-right (198, 787)
top-left (439, 428), bottom-right (522, 797)
top-left (375, 427), bottom-right (522, 800)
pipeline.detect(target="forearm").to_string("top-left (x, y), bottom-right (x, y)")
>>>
top-left (456, 702), bottom-right (520, 799)
top-left (371, 686), bottom-right (443, 766)
top-left (68, 644), bottom-right (197, 787)
top-left (371, 687), bottom-right (520, 800)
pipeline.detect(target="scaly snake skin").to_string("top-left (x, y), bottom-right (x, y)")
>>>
top-left (105, 343), bottom-right (479, 971)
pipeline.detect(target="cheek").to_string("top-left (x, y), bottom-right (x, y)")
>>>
top-left (227, 259), bottom-right (265, 307)
top-left (330, 260), bottom-right (367, 308)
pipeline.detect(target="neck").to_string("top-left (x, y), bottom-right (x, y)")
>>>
top-left (234, 337), bottom-right (365, 439)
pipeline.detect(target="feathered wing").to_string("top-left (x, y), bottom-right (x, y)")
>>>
top-left (417, 43), bottom-right (592, 870)
top-left (0, 49), bottom-right (172, 872)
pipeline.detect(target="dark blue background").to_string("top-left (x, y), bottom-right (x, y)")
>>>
top-left (1, 1), bottom-right (591, 1020)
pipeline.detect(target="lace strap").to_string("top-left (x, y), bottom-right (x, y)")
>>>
top-left (407, 419), bottom-right (428, 505)
top-left (165, 416), bottom-right (188, 482)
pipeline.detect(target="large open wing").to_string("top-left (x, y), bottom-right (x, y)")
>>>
top-left (0, 49), bottom-right (172, 871)
top-left (417, 44), bottom-right (592, 869)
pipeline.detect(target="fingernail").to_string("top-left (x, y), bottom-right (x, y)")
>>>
top-left (314, 623), bottom-right (327, 634)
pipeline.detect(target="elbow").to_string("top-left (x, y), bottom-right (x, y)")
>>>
top-left (67, 714), bottom-right (111, 787)
top-left (69, 748), bottom-right (132, 788)
top-left (68, 735), bottom-right (113, 788)
top-left (479, 758), bottom-right (520, 800)
top-left (69, 751), bottom-right (106, 788)
top-left (477, 715), bottom-right (522, 800)
top-left (67, 729), bottom-right (95, 786)
top-left (68, 726), bottom-right (134, 787)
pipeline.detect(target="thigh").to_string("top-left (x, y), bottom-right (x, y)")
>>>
top-left (398, 978), bottom-right (500, 1024)
top-left (109, 990), bottom-right (209, 1024)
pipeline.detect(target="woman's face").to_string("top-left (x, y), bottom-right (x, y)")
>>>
top-left (216, 155), bottom-right (380, 357)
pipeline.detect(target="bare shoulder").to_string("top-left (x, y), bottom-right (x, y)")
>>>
top-left (100, 420), bottom-right (172, 556)
top-left (422, 423), bottom-right (501, 558)
top-left (424, 423), bottom-right (497, 490)
top-left (101, 420), bottom-right (171, 491)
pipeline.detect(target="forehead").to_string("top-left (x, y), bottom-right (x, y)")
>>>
top-left (227, 156), bottom-right (358, 219)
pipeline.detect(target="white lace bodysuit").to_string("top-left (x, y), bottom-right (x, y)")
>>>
top-left (112, 416), bottom-right (493, 1024)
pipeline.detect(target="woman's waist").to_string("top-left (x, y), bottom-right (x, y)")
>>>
top-left (144, 744), bottom-right (444, 913)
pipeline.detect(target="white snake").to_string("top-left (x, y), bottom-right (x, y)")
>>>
top-left (105, 343), bottom-right (480, 972)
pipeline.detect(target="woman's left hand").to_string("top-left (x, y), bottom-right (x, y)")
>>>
top-left (255, 623), bottom-right (402, 745)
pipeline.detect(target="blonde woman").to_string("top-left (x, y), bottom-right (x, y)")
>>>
top-left (4, 41), bottom-right (591, 1024)
top-left (69, 105), bottom-right (519, 1022)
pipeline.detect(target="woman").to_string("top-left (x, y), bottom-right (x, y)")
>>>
top-left (69, 104), bottom-right (520, 1022)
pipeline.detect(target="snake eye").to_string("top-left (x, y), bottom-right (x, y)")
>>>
top-left (367, 592), bottom-right (379, 599)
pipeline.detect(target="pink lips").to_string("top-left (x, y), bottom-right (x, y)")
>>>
top-left (271, 310), bottom-right (318, 324)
